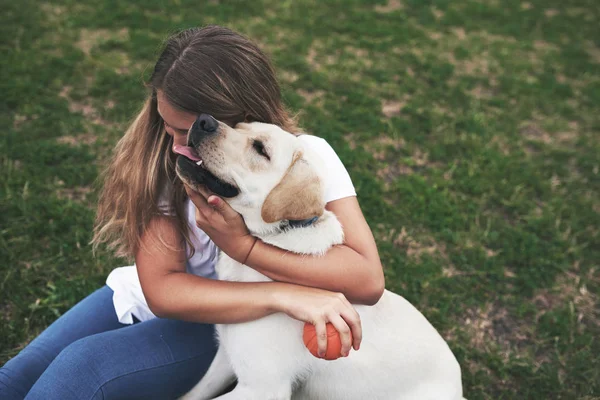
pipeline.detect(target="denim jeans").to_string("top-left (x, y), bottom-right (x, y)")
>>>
top-left (0, 286), bottom-right (218, 399)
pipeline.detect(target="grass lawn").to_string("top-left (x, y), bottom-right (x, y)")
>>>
top-left (1, 0), bottom-right (599, 398)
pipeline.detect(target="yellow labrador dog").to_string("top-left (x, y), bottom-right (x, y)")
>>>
top-left (175, 114), bottom-right (463, 400)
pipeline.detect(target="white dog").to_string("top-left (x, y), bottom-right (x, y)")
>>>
top-left (175, 115), bottom-right (463, 400)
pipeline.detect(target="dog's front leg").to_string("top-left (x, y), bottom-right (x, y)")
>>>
top-left (179, 346), bottom-right (236, 400)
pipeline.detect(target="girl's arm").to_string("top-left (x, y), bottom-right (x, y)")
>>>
top-left (187, 188), bottom-right (385, 306)
top-left (248, 197), bottom-right (384, 305)
top-left (136, 216), bottom-right (362, 356)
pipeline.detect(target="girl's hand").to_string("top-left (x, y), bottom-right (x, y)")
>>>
top-left (274, 285), bottom-right (362, 358)
top-left (185, 185), bottom-right (256, 263)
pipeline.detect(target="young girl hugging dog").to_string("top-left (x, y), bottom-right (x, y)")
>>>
top-left (0, 25), bottom-right (385, 399)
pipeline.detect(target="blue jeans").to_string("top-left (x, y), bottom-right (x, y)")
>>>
top-left (0, 286), bottom-right (218, 399)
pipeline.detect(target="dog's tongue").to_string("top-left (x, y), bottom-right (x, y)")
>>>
top-left (173, 145), bottom-right (202, 162)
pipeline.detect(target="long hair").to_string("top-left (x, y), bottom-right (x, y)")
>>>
top-left (92, 25), bottom-right (299, 259)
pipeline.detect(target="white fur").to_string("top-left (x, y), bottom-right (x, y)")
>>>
top-left (179, 122), bottom-right (464, 400)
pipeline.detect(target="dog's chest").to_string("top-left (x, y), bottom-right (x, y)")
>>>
top-left (216, 254), bottom-right (271, 283)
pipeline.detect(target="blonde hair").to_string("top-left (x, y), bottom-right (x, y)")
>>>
top-left (93, 26), bottom-right (299, 259)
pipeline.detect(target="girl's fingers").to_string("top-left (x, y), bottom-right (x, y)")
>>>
top-left (207, 195), bottom-right (240, 222)
top-left (327, 313), bottom-right (353, 357)
top-left (313, 319), bottom-right (328, 358)
top-left (340, 307), bottom-right (362, 351)
top-left (186, 186), bottom-right (215, 218)
top-left (194, 208), bottom-right (208, 227)
top-left (194, 186), bottom-right (231, 220)
top-left (196, 185), bottom-right (212, 199)
top-left (187, 185), bottom-right (226, 223)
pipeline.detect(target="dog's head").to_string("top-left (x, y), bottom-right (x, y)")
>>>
top-left (175, 114), bottom-right (325, 234)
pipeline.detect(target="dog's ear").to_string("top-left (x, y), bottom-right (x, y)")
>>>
top-left (261, 152), bottom-right (324, 223)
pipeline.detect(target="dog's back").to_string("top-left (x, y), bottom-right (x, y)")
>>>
top-left (294, 291), bottom-right (463, 400)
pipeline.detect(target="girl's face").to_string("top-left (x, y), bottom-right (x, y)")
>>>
top-left (156, 90), bottom-right (197, 149)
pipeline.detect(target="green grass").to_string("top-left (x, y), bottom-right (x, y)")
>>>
top-left (1, 0), bottom-right (599, 398)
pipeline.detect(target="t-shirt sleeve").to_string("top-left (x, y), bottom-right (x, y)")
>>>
top-left (298, 135), bottom-right (356, 203)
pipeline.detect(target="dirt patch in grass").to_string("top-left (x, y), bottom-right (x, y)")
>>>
top-left (490, 135), bottom-right (512, 155)
top-left (462, 54), bottom-right (491, 76)
top-left (461, 267), bottom-right (598, 368)
top-left (431, 7), bottom-right (444, 20)
top-left (520, 122), bottom-right (553, 144)
top-left (520, 119), bottom-right (580, 151)
top-left (377, 164), bottom-right (414, 183)
top-left (469, 85), bottom-right (496, 99)
top-left (381, 96), bottom-right (410, 117)
top-left (13, 114), bottom-right (28, 128)
top-left (451, 27), bottom-right (467, 41)
top-left (345, 46), bottom-right (373, 68)
top-left (442, 49), bottom-right (496, 83)
top-left (13, 114), bottom-right (40, 129)
top-left (367, 137), bottom-right (444, 186)
top-left (384, 226), bottom-right (467, 279)
top-left (375, 135), bottom-right (406, 150)
top-left (392, 227), bottom-right (450, 260)
top-left (297, 89), bottom-right (325, 105)
top-left (279, 70), bottom-right (299, 83)
top-left (39, 3), bottom-right (67, 24)
top-left (306, 41), bottom-right (337, 72)
top-left (410, 148), bottom-right (433, 167)
top-left (534, 269), bottom-right (599, 331)
top-left (428, 31), bottom-right (443, 41)
top-left (463, 302), bottom-right (533, 361)
top-left (533, 40), bottom-right (560, 52)
top-left (375, 0), bottom-right (403, 13)
top-left (349, 133), bottom-right (406, 160)
top-left (76, 28), bottom-right (129, 56)
top-left (585, 41), bottom-right (600, 64)
top-left (55, 185), bottom-right (93, 202)
top-left (307, 46), bottom-right (319, 69)
top-left (343, 133), bottom-right (357, 150)
top-left (442, 264), bottom-right (462, 278)
top-left (59, 86), bottom-right (112, 127)
top-left (435, 31), bottom-right (543, 87)
top-left (56, 134), bottom-right (98, 146)
top-left (109, 51), bottom-right (134, 75)
top-left (520, 2), bottom-right (533, 10)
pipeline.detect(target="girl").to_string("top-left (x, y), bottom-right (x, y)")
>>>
top-left (0, 25), bottom-right (384, 399)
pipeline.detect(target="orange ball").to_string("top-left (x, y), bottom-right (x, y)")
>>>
top-left (303, 322), bottom-right (352, 360)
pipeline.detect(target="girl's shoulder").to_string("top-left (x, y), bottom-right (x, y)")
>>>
top-left (296, 134), bottom-right (340, 161)
top-left (296, 134), bottom-right (356, 203)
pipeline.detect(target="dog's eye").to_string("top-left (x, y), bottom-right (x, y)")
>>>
top-left (252, 140), bottom-right (270, 160)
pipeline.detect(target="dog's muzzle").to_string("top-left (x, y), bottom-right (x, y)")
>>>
top-left (174, 113), bottom-right (240, 198)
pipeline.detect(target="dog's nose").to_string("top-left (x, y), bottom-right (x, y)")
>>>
top-left (196, 114), bottom-right (218, 133)
top-left (189, 114), bottom-right (219, 147)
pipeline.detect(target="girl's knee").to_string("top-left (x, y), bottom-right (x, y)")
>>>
top-left (53, 336), bottom-right (105, 373)
top-left (0, 377), bottom-right (27, 400)
top-left (0, 342), bottom-right (64, 399)
top-left (26, 337), bottom-right (108, 399)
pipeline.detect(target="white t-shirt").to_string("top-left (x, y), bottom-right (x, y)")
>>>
top-left (106, 135), bottom-right (356, 324)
